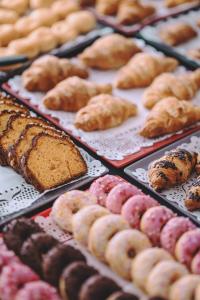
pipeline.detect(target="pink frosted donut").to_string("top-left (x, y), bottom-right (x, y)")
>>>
top-left (140, 206), bottom-right (175, 246)
top-left (0, 238), bottom-right (7, 251)
top-left (121, 195), bottom-right (158, 229)
top-left (0, 263), bottom-right (39, 300)
top-left (175, 229), bottom-right (200, 268)
top-left (89, 175), bottom-right (123, 206)
top-left (106, 183), bottom-right (143, 214)
top-left (15, 281), bottom-right (61, 300)
top-left (160, 217), bottom-right (196, 255)
top-left (0, 250), bottom-right (20, 273)
top-left (191, 251), bottom-right (200, 274)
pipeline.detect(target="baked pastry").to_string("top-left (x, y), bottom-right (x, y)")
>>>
top-left (117, 0), bottom-right (156, 25)
top-left (75, 94), bottom-right (137, 131)
top-left (0, 0), bottom-right (29, 15)
top-left (0, 8), bottom-right (18, 24)
top-left (51, 20), bottom-right (78, 45)
top-left (79, 34), bottom-right (141, 70)
top-left (0, 24), bottom-right (19, 47)
top-left (43, 76), bottom-right (112, 112)
top-left (30, 0), bottom-right (54, 9)
top-left (22, 55), bottom-right (89, 92)
top-left (115, 53), bottom-right (178, 89)
top-left (66, 11), bottom-right (96, 34)
top-left (51, 0), bottom-right (80, 20)
top-left (159, 22), bottom-right (197, 46)
top-left (184, 177), bottom-right (200, 211)
top-left (188, 48), bottom-right (200, 60)
top-left (77, 0), bottom-right (96, 5)
top-left (15, 16), bottom-right (42, 36)
top-left (148, 148), bottom-right (197, 191)
top-left (143, 69), bottom-right (200, 109)
top-left (140, 97), bottom-right (200, 138)
top-left (8, 37), bottom-right (40, 58)
top-left (28, 27), bottom-right (57, 53)
top-left (165, 0), bottom-right (197, 7)
top-left (96, 0), bottom-right (121, 15)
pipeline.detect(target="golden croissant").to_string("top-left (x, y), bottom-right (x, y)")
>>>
top-left (22, 55), bottom-right (89, 92)
top-left (95, 0), bottom-right (121, 15)
top-left (79, 33), bottom-right (141, 70)
top-left (75, 94), bottom-right (137, 131)
top-left (148, 148), bottom-right (197, 191)
top-left (115, 53), bottom-right (178, 89)
top-left (140, 97), bottom-right (200, 138)
top-left (165, 0), bottom-right (197, 7)
top-left (43, 76), bottom-right (113, 112)
top-left (143, 69), bottom-right (200, 109)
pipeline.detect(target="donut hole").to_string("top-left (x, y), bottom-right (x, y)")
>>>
top-left (128, 248), bottom-right (136, 259)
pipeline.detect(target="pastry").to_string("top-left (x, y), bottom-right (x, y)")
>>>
top-left (115, 53), bottom-right (178, 89)
top-left (185, 177), bottom-right (200, 211)
top-left (66, 11), bottom-right (96, 34)
top-left (30, 8), bottom-right (59, 26)
top-left (143, 69), bottom-right (200, 109)
top-left (75, 94), bottom-right (137, 131)
top-left (22, 55), bottom-right (89, 92)
top-left (0, 96), bottom-right (29, 114)
top-left (107, 292), bottom-right (139, 300)
top-left (0, 8), bottom-right (18, 24)
top-left (43, 77), bottom-right (112, 112)
top-left (79, 34), bottom-right (141, 70)
top-left (0, 0), bottom-right (29, 15)
top-left (51, 20), bottom-right (78, 45)
top-left (51, 0), bottom-right (80, 20)
top-left (14, 16), bottom-right (42, 36)
top-left (8, 36), bottom-right (41, 58)
top-left (30, 0), bottom-right (54, 9)
top-left (95, 0), bottom-right (121, 15)
top-left (188, 48), bottom-right (200, 60)
top-left (169, 275), bottom-right (200, 300)
top-left (165, 0), bottom-right (197, 7)
top-left (159, 22), bottom-right (197, 46)
top-left (147, 148), bottom-right (197, 191)
top-left (0, 24), bottom-right (19, 47)
top-left (191, 251), bottom-right (200, 274)
top-left (28, 27), bottom-right (57, 53)
top-left (140, 97), bottom-right (200, 138)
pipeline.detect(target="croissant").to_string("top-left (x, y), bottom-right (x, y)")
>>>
top-left (148, 148), bottom-right (197, 191)
top-left (43, 76), bottom-right (113, 112)
top-left (165, 0), bottom-right (197, 7)
top-left (66, 11), bottom-right (96, 34)
top-left (159, 22), bottom-right (197, 46)
top-left (115, 53), bottom-right (178, 89)
top-left (143, 69), bottom-right (200, 109)
top-left (0, 24), bottom-right (19, 47)
top-left (0, 0), bottom-right (29, 15)
top-left (79, 34), bottom-right (141, 70)
top-left (96, 0), bottom-right (121, 15)
top-left (140, 97), bottom-right (200, 138)
top-left (117, 0), bottom-right (156, 25)
top-left (188, 48), bottom-right (200, 60)
top-left (75, 94), bottom-right (137, 131)
top-left (0, 8), bottom-right (18, 24)
top-left (22, 55), bottom-right (89, 92)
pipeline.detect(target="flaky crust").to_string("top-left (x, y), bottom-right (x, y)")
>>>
top-left (140, 97), bottom-right (200, 138)
top-left (115, 53), bottom-right (178, 89)
top-left (75, 94), bottom-right (137, 131)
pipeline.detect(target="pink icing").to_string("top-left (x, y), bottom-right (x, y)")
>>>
top-left (0, 250), bottom-right (20, 273)
top-left (191, 251), bottom-right (200, 274)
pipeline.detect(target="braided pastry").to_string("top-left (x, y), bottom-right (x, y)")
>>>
top-left (96, 0), bottom-right (121, 15)
top-left (30, 0), bottom-right (54, 9)
top-left (165, 0), bottom-right (197, 7)
top-left (0, 0), bottom-right (29, 15)
top-left (0, 8), bottom-right (18, 24)
top-left (0, 24), bottom-right (19, 47)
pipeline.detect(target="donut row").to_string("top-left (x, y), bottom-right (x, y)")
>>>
top-left (3, 218), bottom-right (139, 300)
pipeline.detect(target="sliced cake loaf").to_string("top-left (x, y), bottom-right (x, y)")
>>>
top-left (0, 99), bottom-right (29, 114)
top-left (20, 133), bottom-right (87, 191)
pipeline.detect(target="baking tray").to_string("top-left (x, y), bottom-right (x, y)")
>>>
top-left (124, 130), bottom-right (200, 227)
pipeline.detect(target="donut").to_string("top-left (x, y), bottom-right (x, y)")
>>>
top-left (132, 248), bottom-right (174, 291)
top-left (3, 218), bottom-right (42, 254)
top-left (0, 250), bottom-right (20, 273)
top-left (140, 206), bottom-right (175, 246)
top-left (43, 244), bottom-right (86, 286)
top-left (195, 284), bottom-right (200, 300)
top-left (0, 262), bottom-right (39, 300)
top-left (107, 291), bottom-right (139, 300)
top-left (121, 195), bottom-right (158, 229)
top-left (175, 229), bottom-right (200, 268)
top-left (191, 251), bottom-right (200, 274)
top-left (20, 233), bottom-right (58, 276)
top-left (160, 217), bottom-right (196, 255)
top-left (105, 229), bottom-right (151, 280)
top-left (106, 183), bottom-right (143, 214)
top-left (146, 261), bottom-right (188, 298)
top-left (89, 175), bottom-right (124, 206)
top-left (59, 261), bottom-right (98, 300)
top-left (51, 190), bottom-right (97, 233)
top-left (169, 275), bottom-right (200, 300)
top-left (72, 205), bottom-right (109, 247)
top-left (79, 274), bottom-right (121, 300)
top-left (15, 281), bottom-right (61, 300)
top-left (88, 215), bottom-right (129, 261)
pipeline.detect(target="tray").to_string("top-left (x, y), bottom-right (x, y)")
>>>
top-left (124, 131), bottom-right (200, 226)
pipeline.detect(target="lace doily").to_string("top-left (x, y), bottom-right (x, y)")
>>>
top-left (130, 135), bottom-right (200, 222)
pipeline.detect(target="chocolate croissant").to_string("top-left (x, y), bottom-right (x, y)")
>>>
top-left (115, 53), bottom-right (178, 89)
top-left (22, 55), bottom-right (89, 92)
top-left (43, 76), bottom-right (113, 112)
top-left (148, 148), bottom-right (197, 191)
top-left (143, 69), bottom-right (200, 109)
top-left (75, 94), bottom-right (137, 131)
top-left (140, 97), bottom-right (200, 138)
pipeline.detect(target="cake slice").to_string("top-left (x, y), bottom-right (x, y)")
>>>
top-left (20, 133), bottom-right (87, 191)
top-left (0, 95), bottom-right (30, 114)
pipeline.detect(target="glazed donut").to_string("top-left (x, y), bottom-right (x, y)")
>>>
top-left (0, 262), bottom-right (39, 300)
top-left (51, 190), bottom-right (97, 233)
top-left (105, 229), bottom-right (151, 280)
top-left (191, 251), bottom-right (200, 274)
top-left (0, 250), bottom-right (20, 272)
top-left (140, 206), bottom-right (175, 245)
top-left (107, 292), bottom-right (139, 300)
top-left (132, 248), bottom-right (174, 291)
top-left (106, 183), bottom-right (143, 214)
top-left (121, 195), bottom-right (158, 229)
top-left (175, 229), bottom-right (200, 268)
top-left (160, 217), bottom-right (196, 255)
top-left (79, 274), bottom-right (121, 300)
top-left (88, 215), bottom-right (129, 261)
top-left (43, 244), bottom-right (86, 286)
top-left (146, 261), bottom-right (188, 298)
top-left (15, 281), bottom-right (61, 300)
top-left (89, 175), bottom-right (123, 206)
top-left (72, 205), bottom-right (109, 247)
top-left (59, 261), bottom-right (98, 300)
top-left (20, 233), bottom-right (58, 276)
top-left (169, 274), bottom-right (200, 300)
